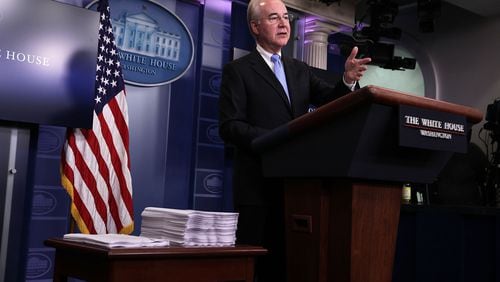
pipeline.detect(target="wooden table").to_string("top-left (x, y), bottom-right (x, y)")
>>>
top-left (44, 238), bottom-right (267, 282)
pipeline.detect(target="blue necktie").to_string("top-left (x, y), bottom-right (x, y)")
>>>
top-left (271, 54), bottom-right (290, 103)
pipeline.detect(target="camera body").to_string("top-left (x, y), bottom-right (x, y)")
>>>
top-left (484, 99), bottom-right (500, 132)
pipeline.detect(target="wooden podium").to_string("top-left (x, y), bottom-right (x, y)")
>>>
top-left (252, 86), bottom-right (483, 282)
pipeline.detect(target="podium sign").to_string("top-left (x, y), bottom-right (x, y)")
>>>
top-left (0, 0), bottom-right (99, 128)
top-left (399, 104), bottom-right (468, 153)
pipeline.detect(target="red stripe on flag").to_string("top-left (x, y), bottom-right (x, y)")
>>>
top-left (107, 97), bottom-right (133, 212)
top-left (72, 183), bottom-right (98, 234)
top-left (70, 130), bottom-right (109, 228)
top-left (97, 111), bottom-right (133, 218)
top-left (61, 132), bottom-right (97, 234)
top-left (109, 95), bottom-right (130, 165)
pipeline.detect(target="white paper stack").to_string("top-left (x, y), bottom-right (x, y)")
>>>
top-left (63, 233), bottom-right (169, 248)
top-left (140, 207), bottom-right (238, 247)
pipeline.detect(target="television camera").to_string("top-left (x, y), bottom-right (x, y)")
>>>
top-left (481, 99), bottom-right (500, 206)
top-left (330, 0), bottom-right (416, 71)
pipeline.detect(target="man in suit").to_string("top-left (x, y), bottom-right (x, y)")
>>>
top-left (218, 0), bottom-right (371, 280)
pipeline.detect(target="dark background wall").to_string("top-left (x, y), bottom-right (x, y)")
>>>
top-left (2, 0), bottom-right (500, 281)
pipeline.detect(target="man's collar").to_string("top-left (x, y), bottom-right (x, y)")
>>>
top-left (256, 44), bottom-right (281, 59)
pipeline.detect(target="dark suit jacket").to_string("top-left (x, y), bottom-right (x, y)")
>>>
top-left (219, 49), bottom-right (353, 205)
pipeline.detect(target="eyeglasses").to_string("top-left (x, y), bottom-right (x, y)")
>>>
top-left (264, 13), bottom-right (295, 24)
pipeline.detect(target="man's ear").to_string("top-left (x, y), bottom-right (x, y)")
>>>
top-left (250, 21), bottom-right (259, 36)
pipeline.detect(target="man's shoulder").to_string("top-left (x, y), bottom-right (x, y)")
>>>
top-left (223, 51), bottom-right (261, 73)
top-left (228, 50), bottom-right (259, 65)
top-left (283, 56), bottom-right (309, 68)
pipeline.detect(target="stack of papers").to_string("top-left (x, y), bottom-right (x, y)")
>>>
top-left (140, 207), bottom-right (238, 247)
top-left (63, 233), bottom-right (169, 248)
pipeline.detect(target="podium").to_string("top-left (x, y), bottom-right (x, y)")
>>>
top-left (252, 86), bottom-right (483, 282)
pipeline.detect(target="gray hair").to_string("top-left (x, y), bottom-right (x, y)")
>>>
top-left (247, 0), bottom-right (263, 24)
top-left (247, 0), bottom-right (263, 35)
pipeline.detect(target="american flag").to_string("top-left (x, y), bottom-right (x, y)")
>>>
top-left (61, 0), bottom-right (134, 234)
